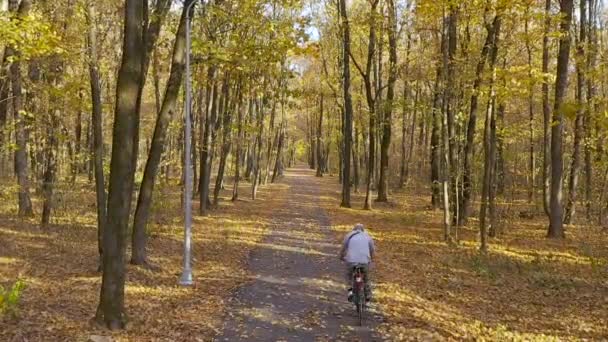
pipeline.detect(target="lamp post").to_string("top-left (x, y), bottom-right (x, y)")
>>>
top-left (179, 0), bottom-right (200, 286)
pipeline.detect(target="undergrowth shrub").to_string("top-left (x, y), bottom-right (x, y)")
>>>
top-left (0, 279), bottom-right (26, 319)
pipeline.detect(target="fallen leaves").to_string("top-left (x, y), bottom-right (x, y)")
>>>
top-left (0, 179), bottom-right (287, 341)
top-left (317, 176), bottom-right (608, 341)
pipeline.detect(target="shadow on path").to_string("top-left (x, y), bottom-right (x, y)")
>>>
top-left (215, 167), bottom-right (384, 341)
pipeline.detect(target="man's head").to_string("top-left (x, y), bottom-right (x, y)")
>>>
top-left (353, 223), bottom-right (365, 231)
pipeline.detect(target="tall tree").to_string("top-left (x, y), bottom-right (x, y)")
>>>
top-left (542, 0), bottom-right (552, 216)
top-left (338, 0), bottom-right (353, 208)
top-left (548, 0), bottom-right (574, 238)
top-left (7, 0), bottom-right (33, 216)
top-left (85, 0), bottom-right (106, 271)
top-left (480, 15), bottom-right (501, 251)
top-left (350, 0), bottom-right (379, 210)
top-left (128, 0), bottom-right (172, 264)
top-left (564, 0), bottom-right (587, 224)
top-left (444, 3), bottom-right (458, 230)
top-left (524, 3), bottom-right (536, 203)
top-left (316, 93), bottom-right (324, 177)
top-left (459, 13), bottom-right (500, 225)
top-left (96, 0), bottom-right (146, 329)
top-left (377, 0), bottom-right (398, 203)
top-left (131, 0), bottom-right (194, 267)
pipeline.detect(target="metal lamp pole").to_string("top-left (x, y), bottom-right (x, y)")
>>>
top-left (179, 0), bottom-right (199, 286)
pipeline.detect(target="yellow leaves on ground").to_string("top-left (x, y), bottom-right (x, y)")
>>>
top-left (0, 178), bottom-right (289, 341)
top-left (317, 177), bottom-right (608, 341)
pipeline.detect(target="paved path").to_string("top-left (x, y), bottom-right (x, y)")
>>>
top-left (215, 167), bottom-right (384, 341)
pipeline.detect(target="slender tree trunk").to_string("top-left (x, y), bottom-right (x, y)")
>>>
top-left (272, 122), bottom-right (285, 183)
top-left (152, 49), bottom-right (161, 116)
top-left (430, 29), bottom-right (445, 210)
top-left (191, 86), bottom-right (198, 197)
top-left (399, 85), bottom-right (408, 188)
top-left (404, 84), bottom-right (418, 186)
top-left (316, 94), bottom-right (324, 177)
top-left (263, 97), bottom-right (277, 185)
top-left (252, 97), bottom-right (265, 200)
top-left (352, 124), bottom-right (359, 192)
top-left (339, 0), bottom-right (353, 208)
top-left (96, 0), bottom-right (146, 330)
top-left (72, 93), bottom-right (83, 181)
top-left (377, 0), bottom-right (397, 203)
top-left (8, 0), bottom-right (33, 217)
top-left (440, 15), bottom-right (453, 242)
top-left (214, 81), bottom-right (237, 205)
top-left (232, 93), bottom-right (247, 201)
top-left (131, 1), bottom-right (193, 266)
top-left (199, 68), bottom-right (218, 215)
top-left (585, 0), bottom-right (598, 221)
top-left (41, 109), bottom-right (59, 228)
top-left (542, 0), bottom-right (552, 216)
top-left (564, 0), bottom-right (587, 225)
top-left (481, 18), bottom-right (501, 246)
top-left (548, 0), bottom-right (574, 238)
top-left (460, 15), bottom-right (499, 225)
top-left (525, 8), bottom-right (536, 204)
top-left (445, 5), bottom-right (458, 225)
top-left (399, 34), bottom-right (412, 187)
top-left (0, 55), bottom-right (9, 163)
top-left (85, 0), bottom-right (107, 271)
top-left (198, 68), bottom-right (213, 194)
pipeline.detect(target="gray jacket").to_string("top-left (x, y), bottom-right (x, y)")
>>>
top-left (340, 230), bottom-right (375, 264)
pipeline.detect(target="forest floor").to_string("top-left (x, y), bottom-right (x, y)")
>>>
top-left (0, 175), bottom-right (287, 341)
top-left (1, 166), bottom-right (607, 341)
top-left (317, 173), bottom-right (608, 341)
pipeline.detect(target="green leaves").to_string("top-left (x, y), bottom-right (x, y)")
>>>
top-left (0, 279), bottom-right (26, 319)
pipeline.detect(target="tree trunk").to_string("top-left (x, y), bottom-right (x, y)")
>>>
top-left (316, 94), bottom-right (324, 177)
top-left (213, 80), bottom-right (237, 205)
top-left (352, 125), bottom-right (359, 192)
top-left (41, 109), bottom-right (59, 228)
top-left (377, 0), bottom-right (397, 203)
top-left (430, 30), bottom-right (445, 209)
top-left (585, 0), bottom-right (598, 221)
top-left (232, 94), bottom-right (247, 201)
top-left (548, 0), bottom-right (574, 238)
top-left (199, 68), bottom-right (218, 215)
top-left (564, 0), bottom-right (587, 225)
top-left (85, 0), bottom-right (107, 271)
top-left (8, 0), bottom-right (33, 217)
top-left (131, 1), bottom-right (193, 267)
top-left (131, 0), bottom-right (171, 190)
top-left (272, 122), bottom-right (285, 183)
top-left (445, 5), bottom-right (458, 224)
top-left (525, 7), bottom-right (536, 204)
top-left (480, 18), bottom-right (501, 247)
top-left (460, 15), bottom-right (499, 225)
top-left (0, 55), bottom-right (9, 159)
top-left (252, 97), bottom-right (264, 200)
top-left (542, 0), bottom-right (552, 216)
top-left (263, 97), bottom-right (277, 185)
top-left (404, 84), bottom-right (418, 186)
top-left (339, 0), bottom-right (353, 208)
top-left (96, 0), bottom-right (146, 330)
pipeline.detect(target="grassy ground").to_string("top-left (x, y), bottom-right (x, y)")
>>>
top-left (0, 177), bottom-right (288, 341)
top-left (318, 174), bottom-right (608, 341)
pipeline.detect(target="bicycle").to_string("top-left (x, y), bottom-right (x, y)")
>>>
top-left (351, 264), bottom-right (367, 326)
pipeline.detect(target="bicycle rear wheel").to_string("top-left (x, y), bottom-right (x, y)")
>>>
top-left (356, 290), bottom-right (365, 326)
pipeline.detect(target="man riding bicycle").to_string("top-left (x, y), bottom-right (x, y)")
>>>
top-left (339, 223), bottom-right (375, 302)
